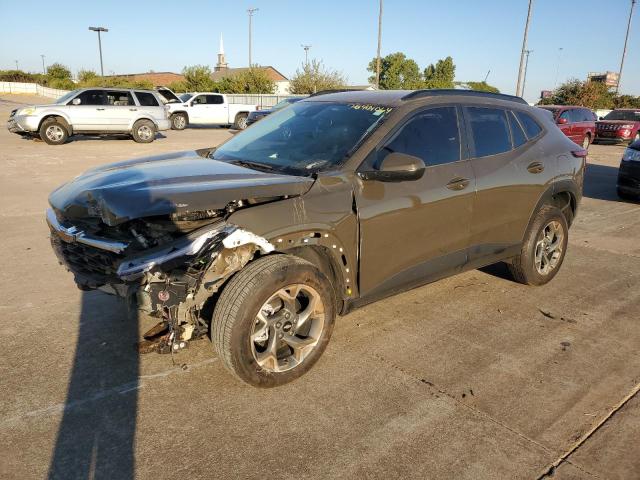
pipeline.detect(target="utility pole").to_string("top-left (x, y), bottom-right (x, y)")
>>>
top-left (41, 54), bottom-right (46, 74)
top-left (375, 0), bottom-right (383, 89)
top-left (484, 70), bottom-right (491, 83)
top-left (14, 60), bottom-right (19, 70)
top-left (516, 0), bottom-right (534, 97)
top-left (88, 26), bottom-right (108, 76)
top-left (301, 45), bottom-right (311, 66)
top-left (554, 47), bottom-right (563, 88)
top-left (247, 8), bottom-right (259, 67)
top-left (617, 0), bottom-right (636, 93)
top-left (522, 50), bottom-right (533, 98)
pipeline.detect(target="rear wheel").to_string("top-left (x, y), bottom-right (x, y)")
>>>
top-left (212, 255), bottom-right (336, 387)
top-left (171, 113), bottom-right (187, 130)
top-left (233, 113), bottom-right (248, 130)
top-left (132, 119), bottom-right (156, 143)
top-left (508, 205), bottom-right (568, 286)
top-left (39, 118), bottom-right (68, 145)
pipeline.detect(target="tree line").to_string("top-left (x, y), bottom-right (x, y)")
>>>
top-left (538, 79), bottom-right (640, 109)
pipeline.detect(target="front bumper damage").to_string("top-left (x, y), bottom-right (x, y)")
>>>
top-left (46, 208), bottom-right (274, 353)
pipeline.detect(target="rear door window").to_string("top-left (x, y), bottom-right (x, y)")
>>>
top-left (515, 111), bottom-right (543, 139)
top-left (206, 95), bottom-right (224, 105)
top-left (466, 107), bottom-right (511, 157)
top-left (105, 91), bottom-right (134, 106)
top-left (383, 106), bottom-right (461, 167)
top-left (135, 92), bottom-right (160, 107)
top-left (508, 111), bottom-right (527, 148)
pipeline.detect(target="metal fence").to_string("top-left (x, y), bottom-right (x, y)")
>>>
top-left (0, 82), bottom-right (307, 108)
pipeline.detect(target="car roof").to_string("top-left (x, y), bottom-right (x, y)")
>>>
top-left (302, 89), bottom-right (528, 107)
top-left (539, 105), bottom-right (587, 109)
top-left (78, 87), bottom-right (158, 93)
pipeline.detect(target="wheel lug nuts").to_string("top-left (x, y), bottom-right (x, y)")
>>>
top-left (278, 333), bottom-right (284, 339)
top-left (276, 322), bottom-right (282, 328)
top-left (285, 313), bottom-right (290, 319)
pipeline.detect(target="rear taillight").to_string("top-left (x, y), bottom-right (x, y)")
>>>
top-left (571, 149), bottom-right (588, 158)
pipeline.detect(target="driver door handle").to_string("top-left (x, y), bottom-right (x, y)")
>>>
top-left (129, 108), bottom-right (137, 111)
top-left (446, 177), bottom-right (470, 191)
top-left (96, 108), bottom-right (105, 111)
top-left (527, 161), bottom-right (544, 174)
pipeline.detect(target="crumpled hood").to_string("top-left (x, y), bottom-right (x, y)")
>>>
top-left (49, 150), bottom-right (315, 225)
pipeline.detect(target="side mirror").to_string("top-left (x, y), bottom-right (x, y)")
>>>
top-left (557, 117), bottom-right (568, 125)
top-left (359, 152), bottom-right (425, 182)
top-left (72, 98), bottom-right (81, 105)
top-left (599, 116), bottom-right (604, 121)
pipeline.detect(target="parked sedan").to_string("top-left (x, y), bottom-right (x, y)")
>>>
top-left (595, 109), bottom-right (640, 144)
top-left (538, 105), bottom-right (596, 149)
top-left (617, 138), bottom-right (640, 199)
top-left (246, 97), bottom-right (302, 126)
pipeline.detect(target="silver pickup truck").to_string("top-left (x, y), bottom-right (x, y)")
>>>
top-left (157, 88), bottom-right (257, 130)
top-left (7, 87), bottom-right (171, 145)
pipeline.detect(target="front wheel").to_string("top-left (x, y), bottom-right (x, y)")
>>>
top-left (39, 118), bottom-right (68, 145)
top-left (508, 205), bottom-right (569, 286)
top-left (233, 113), bottom-right (248, 130)
top-left (171, 113), bottom-right (187, 130)
top-left (132, 119), bottom-right (156, 143)
top-left (212, 255), bottom-right (336, 387)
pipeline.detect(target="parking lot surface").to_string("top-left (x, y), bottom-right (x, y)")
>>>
top-left (1, 94), bottom-right (638, 479)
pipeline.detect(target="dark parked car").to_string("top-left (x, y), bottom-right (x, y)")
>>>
top-left (617, 139), bottom-right (640, 199)
top-left (246, 97), bottom-right (302, 126)
top-left (595, 109), bottom-right (640, 144)
top-left (46, 89), bottom-right (585, 387)
top-left (538, 105), bottom-right (596, 149)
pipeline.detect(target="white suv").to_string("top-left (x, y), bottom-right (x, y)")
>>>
top-left (7, 88), bottom-right (171, 145)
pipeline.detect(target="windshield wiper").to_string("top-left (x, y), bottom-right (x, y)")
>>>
top-left (230, 159), bottom-right (276, 172)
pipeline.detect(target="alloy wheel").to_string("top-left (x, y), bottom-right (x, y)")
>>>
top-left (251, 284), bottom-right (325, 373)
top-left (138, 125), bottom-right (153, 141)
top-left (534, 220), bottom-right (564, 275)
top-left (46, 125), bottom-right (64, 142)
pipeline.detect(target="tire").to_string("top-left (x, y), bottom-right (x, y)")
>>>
top-left (233, 113), bottom-right (248, 130)
top-left (582, 134), bottom-right (590, 150)
top-left (212, 254), bottom-right (336, 387)
top-left (39, 118), bottom-right (68, 145)
top-left (131, 119), bottom-right (156, 143)
top-left (508, 205), bottom-right (569, 286)
top-left (170, 113), bottom-right (187, 130)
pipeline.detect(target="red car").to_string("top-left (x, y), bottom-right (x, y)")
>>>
top-left (539, 105), bottom-right (596, 149)
top-left (595, 109), bottom-right (640, 144)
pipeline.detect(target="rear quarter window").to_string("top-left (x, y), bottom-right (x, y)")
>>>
top-left (135, 92), bottom-right (160, 107)
top-left (515, 111), bottom-right (543, 139)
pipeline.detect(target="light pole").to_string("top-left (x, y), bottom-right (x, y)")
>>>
top-left (247, 8), bottom-right (258, 67)
top-left (41, 55), bottom-right (46, 74)
top-left (617, 0), bottom-right (636, 93)
top-left (301, 44), bottom-right (311, 66)
top-left (554, 47), bottom-right (563, 88)
top-left (88, 26), bottom-right (108, 76)
top-left (14, 60), bottom-right (19, 70)
top-left (516, 0), bottom-right (534, 97)
top-left (375, 0), bottom-right (383, 89)
top-left (522, 49), bottom-right (533, 98)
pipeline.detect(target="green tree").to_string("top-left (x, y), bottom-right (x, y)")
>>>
top-left (423, 56), bottom-right (455, 89)
top-left (464, 81), bottom-right (500, 93)
top-left (289, 59), bottom-right (347, 94)
top-left (367, 52), bottom-right (422, 89)
top-left (46, 63), bottom-right (72, 80)
top-left (539, 79), bottom-right (615, 109)
top-left (613, 94), bottom-right (640, 109)
top-left (217, 68), bottom-right (276, 94)
top-left (77, 69), bottom-right (98, 84)
top-left (182, 65), bottom-right (217, 91)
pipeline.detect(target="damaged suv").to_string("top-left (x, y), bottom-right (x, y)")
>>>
top-left (47, 90), bottom-right (585, 387)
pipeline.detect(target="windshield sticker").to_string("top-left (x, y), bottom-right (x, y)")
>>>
top-left (348, 104), bottom-right (393, 115)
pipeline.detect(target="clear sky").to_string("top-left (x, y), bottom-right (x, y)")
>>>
top-left (1, 0), bottom-right (637, 103)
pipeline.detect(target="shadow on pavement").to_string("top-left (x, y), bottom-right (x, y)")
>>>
top-left (48, 291), bottom-right (138, 479)
top-left (583, 163), bottom-right (623, 202)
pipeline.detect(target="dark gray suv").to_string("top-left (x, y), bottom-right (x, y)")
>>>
top-left (46, 89), bottom-right (586, 387)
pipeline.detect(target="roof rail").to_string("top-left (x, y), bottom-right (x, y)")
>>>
top-left (308, 88), bottom-right (364, 97)
top-left (401, 89), bottom-right (528, 105)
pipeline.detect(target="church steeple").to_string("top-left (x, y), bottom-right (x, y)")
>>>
top-left (215, 33), bottom-right (228, 72)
